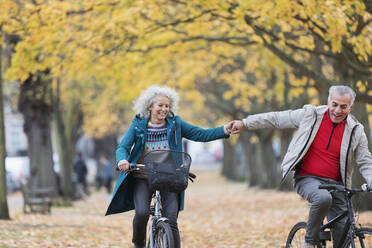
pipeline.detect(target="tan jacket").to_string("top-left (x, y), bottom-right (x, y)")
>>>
top-left (242, 104), bottom-right (372, 188)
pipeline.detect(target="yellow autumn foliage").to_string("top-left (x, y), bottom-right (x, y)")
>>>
top-left (0, 0), bottom-right (370, 136)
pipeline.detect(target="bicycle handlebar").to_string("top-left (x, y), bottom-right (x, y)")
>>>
top-left (318, 183), bottom-right (371, 192)
top-left (115, 163), bottom-right (197, 181)
top-left (189, 172), bottom-right (196, 179)
top-left (115, 163), bottom-right (145, 171)
top-left (129, 163), bottom-right (145, 171)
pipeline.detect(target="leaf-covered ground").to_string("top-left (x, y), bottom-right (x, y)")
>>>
top-left (1, 170), bottom-right (372, 247)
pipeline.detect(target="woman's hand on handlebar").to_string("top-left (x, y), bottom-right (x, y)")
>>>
top-left (117, 160), bottom-right (130, 171)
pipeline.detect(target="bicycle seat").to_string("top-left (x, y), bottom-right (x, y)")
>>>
top-left (318, 184), bottom-right (345, 192)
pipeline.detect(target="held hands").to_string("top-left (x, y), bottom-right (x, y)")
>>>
top-left (225, 120), bottom-right (246, 135)
top-left (117, 160), bottom-right (130, 171)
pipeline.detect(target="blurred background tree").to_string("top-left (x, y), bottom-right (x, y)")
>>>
top-left (0, 0), bottom-right (371, 214)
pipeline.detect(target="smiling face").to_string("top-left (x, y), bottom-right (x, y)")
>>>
top-left (327, 90), bottom-right (353, 123)
top-left (149, 95), bottom-right (170, 124)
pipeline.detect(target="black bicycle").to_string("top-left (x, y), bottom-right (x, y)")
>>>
top-left (286, 184), bottom-right (372, 248)
top-left (125, 150), bottom-right (195, 248)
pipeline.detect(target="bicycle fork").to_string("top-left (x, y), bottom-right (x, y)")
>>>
top-left (149, 191), bottom-right (169, 248)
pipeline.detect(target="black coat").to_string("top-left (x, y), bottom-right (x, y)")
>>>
top-left (74, 157), bottom-right (88, 183)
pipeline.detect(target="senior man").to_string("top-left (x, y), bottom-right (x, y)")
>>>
top-left (229, 85), bottom-right (372, 248)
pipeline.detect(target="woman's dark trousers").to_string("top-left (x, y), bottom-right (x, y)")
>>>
top-left (132, 178), bottom-right (180, 248)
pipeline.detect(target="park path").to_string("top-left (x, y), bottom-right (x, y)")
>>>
top-left (1, 169), bottom-right (372, 247)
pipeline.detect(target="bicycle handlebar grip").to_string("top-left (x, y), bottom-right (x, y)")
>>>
top-left (318, 185), bottom-right (333, 190)
top-left (188, 172), bottom-right (196, 179)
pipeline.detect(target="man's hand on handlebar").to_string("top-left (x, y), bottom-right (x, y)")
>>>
top-left (361, 183), bottom-right (371, 192)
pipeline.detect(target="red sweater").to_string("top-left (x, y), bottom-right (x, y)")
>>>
top-left (298, 110), bottom-right (346, 181)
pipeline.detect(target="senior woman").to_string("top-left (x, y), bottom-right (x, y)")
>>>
top-left (105, 85), bottom-right (230, 248)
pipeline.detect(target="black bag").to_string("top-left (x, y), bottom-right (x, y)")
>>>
top-left (146, 162), bottom-right (189, 193)
top-left (144, 150), bottom-right (192, 193)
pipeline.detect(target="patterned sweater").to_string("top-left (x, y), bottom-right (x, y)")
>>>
top-left (134, 122), bottom-right (170, 178)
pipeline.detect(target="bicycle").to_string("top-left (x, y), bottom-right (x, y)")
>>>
top-left (286, 184), bottom-right (372, 248)
top-left (122, 150), bottom-right (195, 248)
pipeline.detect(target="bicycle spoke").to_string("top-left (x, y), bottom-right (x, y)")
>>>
top-left (286, 222), bottom-right (307, 248)
top-left (293, 228), bottom-right (306, 247)
top-left (153, 221), bottom-right (173, 248)
top-left (354, 233), bottom-right (372, 248)
top-left (162, 232), bottom-right (168, 247)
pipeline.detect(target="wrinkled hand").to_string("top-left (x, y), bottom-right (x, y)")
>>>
top-left (117, 160), bottom-right (130, 171)
top-left (227, 120), bottom-right (245, 134)
top-left (225, 121), bottom-right (234, 134)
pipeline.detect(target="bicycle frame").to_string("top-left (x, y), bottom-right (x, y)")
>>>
top-left (148, 190), bottom-right (170, 248)
top-left (319, 190), bottom-right (359, 248)
top-left (122, 164), bottom-right (172, 248)
top-left (122, 153), bottom-right (195, 248)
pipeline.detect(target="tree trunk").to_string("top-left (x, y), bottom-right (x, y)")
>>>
top-left (0, 40), bottom-right (10, 219)
top-left (221, 139), bottom-right (246, 181)
top-left (351, 102), bottom-right (372, 210)
top-left (221, 139), bottom-right (238, 180)
top-left (311, 39), bottom-right (330, 104)
top-left (93, 135), bottom-right (117, 188)
top-left (232, 140), bottom-right (247, 181)
top-left (256, 129), bottom-right (280, 188)
top-left (53, 108), bottom-right (74, 198)
top-left (18, 73), bottom-right (57, 193)
top-left (52, 78), bottom-right (83, 199)
top-left (240, 132), bottom-right (264, 187)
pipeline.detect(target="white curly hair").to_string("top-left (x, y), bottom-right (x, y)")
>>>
top-left (133, 85), bottom-right (179, 118)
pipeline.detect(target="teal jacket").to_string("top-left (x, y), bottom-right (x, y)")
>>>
top-left (105, 114), bottom-right (229, 215)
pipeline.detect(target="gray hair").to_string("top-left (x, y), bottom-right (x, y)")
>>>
top-left (133, 85), bottom-right (179, 118)
top-left (328, 85), bottom-right (356, 105)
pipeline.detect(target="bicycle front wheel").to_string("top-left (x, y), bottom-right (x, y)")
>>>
top-left (342, 227), bottom-right (372, 248)
top-left (286, 222), bottom-right (307, 248)
top-left (154, 221), bottom-right (174, 248)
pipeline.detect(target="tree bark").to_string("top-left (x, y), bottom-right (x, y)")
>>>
top-left (18, 73), bottom-right (57, 193)
top-left (221, 139), bottom-right (245, 180)
top-left (0, 40), bottom-right (10, 219)
top-left (52, 78), bottom-right (83, 199)
top-left (240, 132), bottom-right (264, 187)
top-left (256, 129), bottom-right (280, 188)
top-left (53, 114), bottom-right (74, 198)
top-left (232, 141), bottom-right (247, 181)
top-left (310, 40), bottom-right (329, 104)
